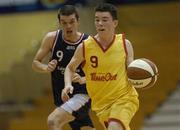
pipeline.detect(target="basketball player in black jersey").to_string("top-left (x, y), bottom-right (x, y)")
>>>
top-left (32, 5), bottom-right (95, 130)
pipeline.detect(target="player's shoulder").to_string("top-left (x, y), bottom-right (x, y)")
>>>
top-left (84, 35), bottom-right (93, 41)
top-left (41, 30), bottom-right (59, 48)
top-left (125, 39), bottom-right (131, 45)
top-left (116, 33), bottom-right (132, 44)
top-left (82, 36), bottom-right (93, 47)
top-left (116, 33), bottom-right (124, 37)
top-left (45, 31), bottom-right (58, 39)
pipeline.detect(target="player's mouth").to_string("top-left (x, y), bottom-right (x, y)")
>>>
top-left (98, 28), bottom-right (105, 32)
top-left (66, 30), bottom-right (73, 34)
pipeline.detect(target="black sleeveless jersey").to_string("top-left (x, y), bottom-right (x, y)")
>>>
top-left (51, 30), bottom-right (88, 106)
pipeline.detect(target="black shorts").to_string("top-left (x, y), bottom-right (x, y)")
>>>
top-left (69, 110), bottom-right (94, 130)
top-left (60, 94), bottom-right (94, 129)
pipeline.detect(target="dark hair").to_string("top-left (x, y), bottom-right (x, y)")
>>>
top-left (57, 5), bottom-right (79, 21)
top-left (95, 3), bottom-right (117, 20)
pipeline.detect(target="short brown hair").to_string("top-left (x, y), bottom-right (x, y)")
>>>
top-left (95, 3), bottom-right (117, 20)
top-left (57, 5), bottom-right (79, 21)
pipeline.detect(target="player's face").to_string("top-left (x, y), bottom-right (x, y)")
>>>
top-left (59, 14), bottom-right (79, 37)
top-left (95, 12), bottom-right (118, 36)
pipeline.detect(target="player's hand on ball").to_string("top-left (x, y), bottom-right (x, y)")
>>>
top-left (47, 59), bottom-right (57, 72)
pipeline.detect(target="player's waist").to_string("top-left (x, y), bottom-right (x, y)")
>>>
top-left (89, 85), bottom-right (138, 111)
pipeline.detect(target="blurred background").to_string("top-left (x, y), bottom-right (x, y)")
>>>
top-left (0, 0), bottom-right (180, 130)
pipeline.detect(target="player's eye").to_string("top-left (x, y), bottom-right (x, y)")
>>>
top-left (70, 20), bottom-right (75, 24)
top-left (61, 22), bottom-right (67, 25)
top-left (103, 19), bottom-right (108, 22)
top-left (95, 19), bottom-right (100, 22)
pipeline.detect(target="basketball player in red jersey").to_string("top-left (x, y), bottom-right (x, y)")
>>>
top-left (63, 3), bottom-right (139, 130)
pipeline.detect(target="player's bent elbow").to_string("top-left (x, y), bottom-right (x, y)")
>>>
top-left (32, 61), bottom-right (36, 71)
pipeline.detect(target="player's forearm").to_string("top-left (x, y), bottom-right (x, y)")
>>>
top-left (64, 66), bottom-right (74, 87)
top-left (32, 60), bottom-right (48, 73)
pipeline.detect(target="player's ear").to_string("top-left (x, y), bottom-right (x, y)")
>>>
top-left (57, 13), bottom-right (61, 23)
top-left (77, 18), bottom-right (80, 25)
top-left (114, 20), bottom-right (118, 28)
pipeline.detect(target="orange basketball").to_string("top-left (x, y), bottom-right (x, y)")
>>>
top-left (127, 58), bottom-right (158, 89)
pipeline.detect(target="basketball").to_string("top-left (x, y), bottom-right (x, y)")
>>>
top-left (127, 58), bottom-right (158, 89)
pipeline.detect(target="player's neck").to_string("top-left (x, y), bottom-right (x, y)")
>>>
top-left (95, 33), bottom-right (115, 47)
top-left (63, 32), bottom-right (82, 43)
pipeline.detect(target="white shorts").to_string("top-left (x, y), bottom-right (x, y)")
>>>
top-left (60, 94), bottom-right (90, 114)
